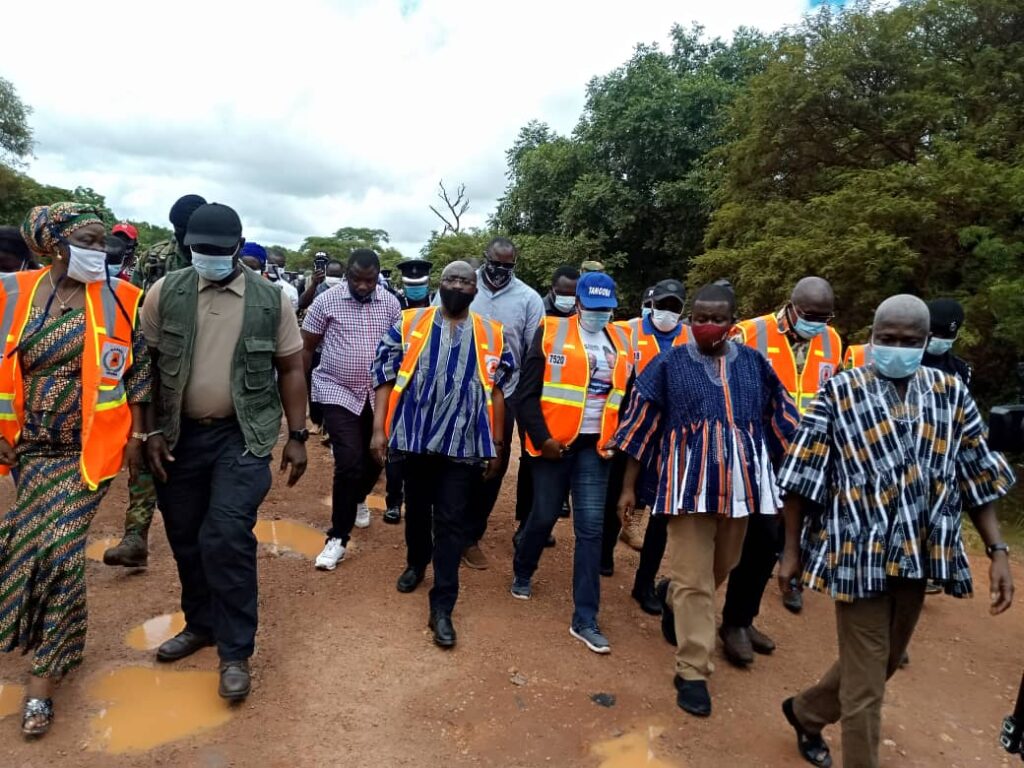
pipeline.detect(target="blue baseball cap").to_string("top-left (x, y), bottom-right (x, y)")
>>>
top-left (577, 272), bottom-right (618, 309)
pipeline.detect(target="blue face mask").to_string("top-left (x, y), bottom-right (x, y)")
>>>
top-left (405, 284), bottom-right (429, 301)
top-left (926, 337), bottom-right (955, 356)
top-left (641, 306), bottom-right (653, 319)
top-left (871, 342), bottom-right (925, 379)
top-left (794, 316), bottom-right (827, 340)
top-left (191, 249), bottom-right (236, 282)
top-left (579, 309), bottom-right (613, 333)
top-left (106, 264), bottom-right (122, 280)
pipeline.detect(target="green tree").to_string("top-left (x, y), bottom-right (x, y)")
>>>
top-left (125, 220), bottom-right (173, 251)
top-left (295, 229), bottom-right (403, 274)
top-left (0, 77), bottom-right (33, 167)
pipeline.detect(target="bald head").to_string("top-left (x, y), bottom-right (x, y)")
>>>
top-left (441, 260), bottom-right (476, 283)
top-left (872, 294), bottom-right (930, 349)
top-left (791, 277), bottom-right (834, 313)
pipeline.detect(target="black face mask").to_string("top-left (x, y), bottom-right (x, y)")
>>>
top-left (440, 286), bottom-right (474, 315)
top-left (483, 260), bottom-right (514, 289)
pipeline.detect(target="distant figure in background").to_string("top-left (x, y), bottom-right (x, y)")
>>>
top-left (580, 260), bottom-right (605, 275)
top-left (266, 248), bottom-right (299, 310)
top-left (108, 223), bottom-right (139, 279)
top-left (0, 226), bottom-right (38, 272)
top-left (303, 249), bottom-right (401, 571)
top-left (923, 298), bottom-right (972, 385)
top-left (132, 194), bottom-right (206, 291)
top-left (239, 242), bottom-right (268, 274)
top-left (299, 254), bottom-right (344, 311)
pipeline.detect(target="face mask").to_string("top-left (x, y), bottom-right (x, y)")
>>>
top-left (794, 316), bottom-right (827, 340)
top-left (483, 260), bottom-right (514, 289)
top-left (191, 249), bottom-right (236, 282)
top-left (106, 264), bottom-right (123, 280)
top-left (641, 306), bottom-right (653, 319)
top-left (266, 265), bottom-right (281, 281)
top-left (871, 342), bottom-right (925, 379)
top-left (926, 337), bottom-right (955, 356)
top-left (405, 284), bottom-right (429, 301)
top-left (553, 294), bottom-right (576, 313)
top-left (324, 276), bottom-right (343, 288)
top-left (691, 322), bottom-right (731, 351)
top-left (652, 309), bottom-right (681, 333)
top-left (439, 286), bottom-right (474, 316)
top-left (579, 309), bottom-right (612, 333)
top-left (67, 244), bottom-right (109, 284)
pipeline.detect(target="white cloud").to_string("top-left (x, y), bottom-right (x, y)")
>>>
top-left (4, 0), bottom-right (810, 255)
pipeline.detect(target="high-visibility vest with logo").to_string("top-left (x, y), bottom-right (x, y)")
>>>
top-left (843, 344), bottom-right (872, 369)
top-left (524, 316), bottom-right (632, 458)
top-left (0, 269), bottom-right (142, 490)
top-left (625, 317), bottom-right (690, 376)
top-left (733, 313), bottom-right (842, 414)
top-left (385, 306), bottom-right (504, 438)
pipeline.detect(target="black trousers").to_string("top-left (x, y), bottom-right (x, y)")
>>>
top-left (515, 451), bottom-right (534, 523)
top-left (323, 402), bottom-right (383, 543)
top-left (308, 349), bottom-right (324, 428)
top-left (385, 456), bottom-right (405, 510)
top-left (721, 514), bottom-right (783, 628)
top-left (156, 419), bottom-right (271, 662)
top-left (466, 400), bottom-right (516, 544)
top-left (632, 514), bottom-right (668, 592)
top-left (404, 454), bottom-right (478, 614)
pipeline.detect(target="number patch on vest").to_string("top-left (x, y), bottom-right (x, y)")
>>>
top-left (548, 352), bottom-right (566, 366)
top-left (100, 341), bottom-right (129, 382)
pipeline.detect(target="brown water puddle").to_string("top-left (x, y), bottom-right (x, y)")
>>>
top-left (88, 667), bottom-right (233, 754)
top-left (125, 612), bottom-right (186, 651)
top-left (592, 726), bottom-right (678, 768)
top-left (0, 683), bottom-right (25, 718)
top-left (320, 493), bottom-right (387, 510)
top-left (85, 536), bottom-right (120, 563)
top-left (254, 519), bottom-right (324, 558)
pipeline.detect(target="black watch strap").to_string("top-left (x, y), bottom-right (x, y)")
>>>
top-left (289, 429), bottom-right (310, 443)
top-left (987, 543), bottom-right (1010, 559)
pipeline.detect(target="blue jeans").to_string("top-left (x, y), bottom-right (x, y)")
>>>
top-left (513, 434), bottom-right (610, 629)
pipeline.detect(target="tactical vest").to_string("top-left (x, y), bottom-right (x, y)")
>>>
top-left (156, 268), bottom-right (282, 456)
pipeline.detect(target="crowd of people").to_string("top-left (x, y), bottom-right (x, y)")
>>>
top-left (0, 194), bottom-right (1016, 768)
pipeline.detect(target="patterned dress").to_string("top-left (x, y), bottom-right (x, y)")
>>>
top-left (0, 307), bottom-right (151, 677)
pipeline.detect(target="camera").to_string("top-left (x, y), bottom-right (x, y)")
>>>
top-left (313, 254), bottom-right (328, 272)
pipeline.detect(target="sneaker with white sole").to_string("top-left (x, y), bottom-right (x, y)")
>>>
top-left (510, 577), bottom-right (532, 600)
top-left (570, 624), bottom-right (611, 654)
top-left (315, 538), bottom-right (346, 570)
top-left (354, 503), bottom-right (371, 528)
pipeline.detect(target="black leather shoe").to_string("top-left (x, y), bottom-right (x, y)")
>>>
top-left (429, 611), bottom-right (456, 648)
top-left (545, 534), bottom-right (556, 548)
top-left (674, 676), bottom-right (711, 717)
top-left (748, 625), bottom-right (776, 655)
top-left (218, 660), bottom-right (251, 701)
top-left (719, 625), bottom-right (754, 666)
top-left (156, 629), bottom-right (214, 662)
top-left (600, 562), bottom-right (614, 578)
top-left (656, 578), bottom-right (676, 646)
top-left (631, 583), bottom-right (662, 615)
top-left (383, 506), bottom-right (402, 524)
top-left (397, 567), bottom-right (424, 593)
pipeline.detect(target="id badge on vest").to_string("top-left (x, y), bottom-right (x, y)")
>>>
top-left (99, 340), bottom-right (130, 386)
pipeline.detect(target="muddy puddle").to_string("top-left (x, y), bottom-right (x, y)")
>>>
top-left (88, 667), bottom-right (233, 754)
top-left (592, 726), bottom-right (677, 768)
top-left (85, 536), bottom-right (121, 563)
top-left (254, 518), bottom-right (324, 558)
top-left (0, 683), bottom-right (25, 718)
top-left (125, 612), bottom-right (186, 651)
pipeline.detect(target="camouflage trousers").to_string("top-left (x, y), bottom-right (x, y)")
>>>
top-left (123, 469), bottom-right (158, 537)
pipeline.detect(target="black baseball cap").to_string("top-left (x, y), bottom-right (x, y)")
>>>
top-left (651, 279), bottom-right (686, 303)
top-left (397, 258), bottom-right (432, 284)
top-left (183, 203), bottom-right (243, 248)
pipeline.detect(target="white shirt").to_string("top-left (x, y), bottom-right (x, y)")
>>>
top-left (271, 278), bottom-right (299, 310)
top-left (580, 326), bottom-right (614, 434)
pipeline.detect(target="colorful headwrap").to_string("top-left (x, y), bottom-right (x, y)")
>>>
top-left (20, 202), bottom-right (104, 261)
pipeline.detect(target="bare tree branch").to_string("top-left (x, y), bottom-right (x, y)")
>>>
top-left (429, 180), bottom-right (470, 234)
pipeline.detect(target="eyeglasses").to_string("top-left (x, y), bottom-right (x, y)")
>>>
top-left (441, 276), bottom-right (475, 287)
top-left (794, 306), bottom-right (835, 324)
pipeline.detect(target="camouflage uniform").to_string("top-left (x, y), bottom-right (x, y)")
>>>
top-left (106, 238), bottom-right (190, 566)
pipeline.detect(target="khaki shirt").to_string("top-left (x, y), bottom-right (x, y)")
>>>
top-left (140, 270), bottom-right (304, 419)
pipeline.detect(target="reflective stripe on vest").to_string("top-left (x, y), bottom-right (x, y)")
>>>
top-left (525, 316), bottom-right (632, 457)
top-left (738, 313), bottom-right (842, 415)
top-left (626, 317), bottom-right (690, 376)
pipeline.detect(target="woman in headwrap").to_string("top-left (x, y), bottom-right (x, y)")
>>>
top-left (0, 203), bottom-right (150, 737)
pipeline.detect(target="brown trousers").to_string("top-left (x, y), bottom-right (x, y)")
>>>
top-left (793, 579), bottom-right (926, 768)
top-left (666, 514), bottom-right (749, 680)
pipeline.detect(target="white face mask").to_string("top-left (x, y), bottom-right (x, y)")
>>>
top-left (67, 243), bottom-right (109, 284)
top-left (652, 309), bottom-right (681, 332)
top-left (324, 276), bottom-right (343, 287)
top-left (553, 294), bottom-right (576, 313)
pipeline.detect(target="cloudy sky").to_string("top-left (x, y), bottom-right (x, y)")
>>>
top-left (5, 0), bottom-right (816, 257)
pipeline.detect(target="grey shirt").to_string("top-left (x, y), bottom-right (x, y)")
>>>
top-left (434, 268), bottom-right (544, 398)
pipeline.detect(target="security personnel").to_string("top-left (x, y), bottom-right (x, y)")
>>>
top-left (719, 276), bottom-right (842, 666)
top-left (104, 198), bottom-right (206, 568)
top-left (923, 298), bottom-right (972, 385)
top-left (514, 272), bottom-right (632, 654)
top-left (142, 203), bottom-right (309, 701)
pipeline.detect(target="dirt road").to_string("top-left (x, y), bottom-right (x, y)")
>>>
top-left (1, 442), bottom-right (1021, 767)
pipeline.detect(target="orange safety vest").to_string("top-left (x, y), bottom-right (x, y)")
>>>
top-left (524, 315), bottom-right (632, 458)
top-left (0, 269), bottom-right (142, 490)
top-left (733, 313), bottom-right (842, 414)
top-left (385, 306), bottom-right (504, 438)
top-left (843, 344), bottom-right (872, 369)
top-left (625, 316), bottom-right (690, 376)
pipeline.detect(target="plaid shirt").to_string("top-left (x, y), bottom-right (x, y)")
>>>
top-left (302, 282), bottom-right (401, 414)
top-left (778, 366), bottom-right (1015, 602)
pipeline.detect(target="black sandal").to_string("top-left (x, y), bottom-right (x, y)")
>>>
top-left (782, 697), bottom-right (832, 767)
top-left (22, 697), bottom-right (54, 737)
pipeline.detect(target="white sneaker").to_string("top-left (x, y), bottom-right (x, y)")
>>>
top-left (354, 503), bottom-right (371, 529)
top-left (315, 538), bottom-right (346, 570)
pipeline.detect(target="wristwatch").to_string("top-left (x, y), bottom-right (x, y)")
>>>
top-left (289, 429), bottom-right (310, 443)
top-left (986, 543), bottom-right (1010, 559)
